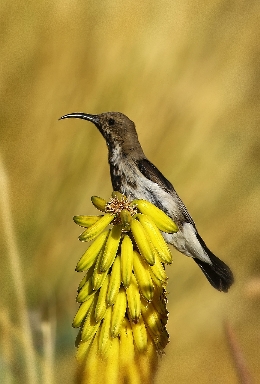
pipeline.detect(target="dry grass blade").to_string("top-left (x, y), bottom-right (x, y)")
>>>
top-left (41, 317), bottom-right (56, 384)
top-left (224, 321), bottom-right (254, 384)
top-left (0, 155), bottom-right (38, 384)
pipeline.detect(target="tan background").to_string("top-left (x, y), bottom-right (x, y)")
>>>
top-left (0, 0), bottom-right (260, 382)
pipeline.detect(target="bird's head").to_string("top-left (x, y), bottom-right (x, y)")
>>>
top-left (60, 111), bottom-right (142, 156)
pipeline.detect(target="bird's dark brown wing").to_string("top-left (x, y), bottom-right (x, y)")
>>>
top-left (136, 158), bottom-right (174, 193)
top-left (136, 158), bottom-right (195, 225)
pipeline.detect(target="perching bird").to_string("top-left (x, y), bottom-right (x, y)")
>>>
top-left (60, 111), bottom-right (234, 292)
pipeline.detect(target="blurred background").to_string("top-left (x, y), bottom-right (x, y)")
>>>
top-left (0, 0), bottom-right (260, 382)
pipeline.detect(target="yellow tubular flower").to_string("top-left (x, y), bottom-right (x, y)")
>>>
top-left (106, 255), bottom-right (121, 306)
top-left (99, 224), bottom-right (122, 272)
top-left (131, 199), bottom-right (178, 233)
top-left (81, 296), bottom-right (101, 342)
top-left (130, 218), bottom-right (155, 266)
top-left (98, 305), bottom-right (113, 358)
top-left (76, 230), bottom-right (109, 272)
top-left (133, 250), bottom-right (155, 302)
top-left (94, 274), bottom-right (109, 322)
top-left (92, 247), bottom-right (108, 290)
top-left (79, 213), bottom-right (114, 242)
top-left (73, 192), bottom-right (177, 384)
top-left (126, 273), bottom-right (141, 322)
top-left (111, 286), bottom-right (127, 337)
top-left (130, 314), bottom-right (148, 352)
top-left (73, 215), bottom-right (102, 227)
top-left (91, 196), bottom-right (107, 211)
top-left (137, 213), bottom-right (173, 264)
top-left (150, 252), bottom-right (168, 282)
top-left (73, 294), bottom-right (96, 328)
top-left (120, 234), bottom-right (134, 288)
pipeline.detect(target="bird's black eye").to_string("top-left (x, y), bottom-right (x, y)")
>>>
top-left (108, 118), bottom-right (115, 126)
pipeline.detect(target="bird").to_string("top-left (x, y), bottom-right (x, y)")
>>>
top-left (60, 111), bottom-right (234, 292)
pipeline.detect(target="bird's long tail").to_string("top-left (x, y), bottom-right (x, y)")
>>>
top-left (194, 234), bottom-right (234, 292)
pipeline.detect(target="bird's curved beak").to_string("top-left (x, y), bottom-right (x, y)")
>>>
top-left (59, 112), bottom-right (101, 128)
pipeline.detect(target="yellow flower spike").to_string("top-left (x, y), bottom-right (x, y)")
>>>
top-left (73, 192), bottom-right (174, 383)
top-left (79, 213), bottom-right (114, 242)
top-left (137, 213), bottom-right (173, 264)
top-left (94, 275), bottom-right (109, 322)
top-left (99, 225), bottom-right (122, 273)
top-left (91, 195), bottom-right (107, 211)
top-left (98, 305), bottom-right (113, 358)
top-left (106, 255), bottom-right (121, 306)
top-left (121, 234), bottom-right (134, 288)
top-left (133, 250), bottom-right (154, 302)
top-left (73, 215), bottom-right (102, 228)
top-left (130, 218), bottom-right (155, 266)
top-left (76, 230), bottom-right (109, 272)
top-left (73, 294), bottom-right (96, 328)
top-left (111, 286), bottom-right (127, 337)
top-left (126, 273), bottom-right (141, 323)
top-left (131, 199), bottom-right (178, 233)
